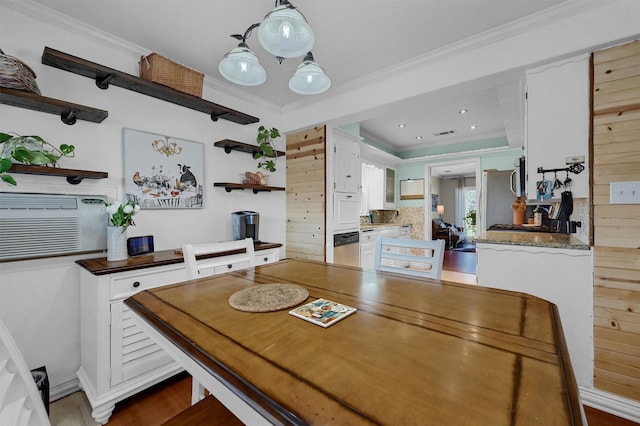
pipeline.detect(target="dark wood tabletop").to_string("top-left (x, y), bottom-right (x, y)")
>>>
top-left (124, 259), bottom-right (583, 425)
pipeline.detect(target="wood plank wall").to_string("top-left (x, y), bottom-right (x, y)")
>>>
top-left (285, 127), bottom-right (326, 261)
top-left (592, 40), bottom-right (640, 402)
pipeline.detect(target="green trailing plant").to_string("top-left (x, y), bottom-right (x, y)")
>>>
top-left (464, 209), bottom-right (476, 234)
top-left (0, 132), bottom-right (75, 186)
top-left (253, 125), bottom-right (280, 173)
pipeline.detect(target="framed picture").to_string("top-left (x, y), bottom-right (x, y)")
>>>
top-left (400, 179), bottom-right (424, 200)
top-left (431, 193), bottom-right (439, 211)
top-left (123, 128), bottom-right (204, 209)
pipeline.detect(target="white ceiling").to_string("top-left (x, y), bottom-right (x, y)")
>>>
top-left (30, 0), bottom-right (567, 155)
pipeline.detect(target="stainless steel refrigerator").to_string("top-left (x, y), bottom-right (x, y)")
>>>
top-left (480, 170), bottom-right (517, 231)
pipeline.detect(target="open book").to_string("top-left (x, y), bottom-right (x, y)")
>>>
top-left (289, 298), bottom-right (357, 328)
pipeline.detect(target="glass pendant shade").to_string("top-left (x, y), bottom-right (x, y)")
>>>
top-left (218, 46), bottom-right (266, 86)
top-left (257, 4), bottom-right (314, 58)
top-left (289, 57), bottom-right (330, 95)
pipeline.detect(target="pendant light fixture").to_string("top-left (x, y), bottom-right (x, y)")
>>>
top-left (257, 0), bottom-right (314, 59)
top-left (218, 1), bottom-right (330, 94)
top-left (289, 52), bottom-right (330, 95)
top-left (218, 24), bottom-right (266, 86)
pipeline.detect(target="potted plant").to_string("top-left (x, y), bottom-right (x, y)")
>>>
top-left (463, 209), bottom-right (476, 235)
top-left (253, 125), bottom-right (280, 173)
top-left (0, 132), bottom-right (75, 186)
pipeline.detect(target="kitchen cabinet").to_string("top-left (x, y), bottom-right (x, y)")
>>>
top-left (525, 54), bottom-right (590, 199)
top-left (76, 246), bottom-right (280, 424)
top-left (334, 193), bottom-right (361, 231)
top-left (476, 242), bottom-right (593, 388)
top-left (332, 129), bottom-right (361, 194)
top-left (384, 167), bottom-right (396, 207)
top-left (359, 229), bottom-right (376, 270)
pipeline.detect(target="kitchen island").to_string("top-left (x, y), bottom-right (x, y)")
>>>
top-left (475, 231), bottom-right (593, 390)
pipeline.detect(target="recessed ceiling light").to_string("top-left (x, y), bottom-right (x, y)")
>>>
top-left (398, 124), bottom-right (406, 128)
top-left (416, 136), bottom-right (423, 140)
top-left (470, 124), bottom-right (477, 130)
top-left (458, 109), bottom-right (468, 114)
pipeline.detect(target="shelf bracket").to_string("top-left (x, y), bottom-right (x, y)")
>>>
top-left (66, 176), bottom-right (84, 185)
top-left (60, 109), bottom-right (77, 125)
top-left (211, 112), bottom-right (231, 122)
top-left (96, 73), bottom-right (116, 90)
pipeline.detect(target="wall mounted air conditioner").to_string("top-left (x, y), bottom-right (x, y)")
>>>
top-left (0, 192), bottom-right (107, 261)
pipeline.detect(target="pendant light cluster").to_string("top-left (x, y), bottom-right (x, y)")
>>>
top-left (218, 0), bottom-right (330, 95)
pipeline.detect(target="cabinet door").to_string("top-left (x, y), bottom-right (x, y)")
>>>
top-left (360, 243), bottom-right (376, 270)
top-left (384, 167), bottom-right (396, 208)
top-left (526, 55), bottom-right (590, 199)
top-left (110, 301), bottom-right (174, 387)
top-left (334, 193), bottom-right (361, 231)
top-left (334, 136), bottom-right (361, 193)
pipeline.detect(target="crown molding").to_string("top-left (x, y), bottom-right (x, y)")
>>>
top-left (318, 0), bottom-right (615, 100)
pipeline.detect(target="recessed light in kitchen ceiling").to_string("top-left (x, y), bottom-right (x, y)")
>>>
top-left (470, 124), bottom-right (477, 130)
top-left (416, 136), bottom-right (423, 140)
top-left (458, 109), bottom-right (468, 114)
top-left (398, 124), bottom-right (406, 128)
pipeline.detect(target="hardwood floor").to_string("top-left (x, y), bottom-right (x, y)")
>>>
top-left (103, 373), bottom-right (637, 425)
top-left (443, 245), bottom-right (476, 275)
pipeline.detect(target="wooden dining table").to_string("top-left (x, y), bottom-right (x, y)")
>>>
top-left (124, 259), bottom-right (584, 425)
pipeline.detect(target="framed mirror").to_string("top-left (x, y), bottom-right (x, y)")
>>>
top-left (400, 179), bottom-right (424, 200)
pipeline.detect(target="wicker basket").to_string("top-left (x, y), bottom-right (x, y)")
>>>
top-left (139, 53), bottom-right (203, 97)
top-left (0, 49), bottom-right (41, 95)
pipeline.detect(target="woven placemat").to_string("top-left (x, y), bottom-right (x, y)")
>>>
top-left (228, 283), bottom-right (309, 313)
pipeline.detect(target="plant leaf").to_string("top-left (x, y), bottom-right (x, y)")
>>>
top-left (0, 158), bottom-right (12, 173)
top-left (1, 174), bottom-right (17, 186)
top-left (0, 133), bottom-right (12, 143)
top-left (59, 144), bottom-right (75, 155)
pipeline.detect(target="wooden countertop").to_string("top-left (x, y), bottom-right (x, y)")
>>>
top-left (76, 242), bottom-right (282, 275)
top-left (476, 231), bottom-right (590, 250)
top-left (125, 259), bottom-right (584, 425)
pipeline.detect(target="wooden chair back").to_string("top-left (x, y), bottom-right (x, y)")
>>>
top-left (183, 238), bottom-right (255, 280)
top-left (0, 319), bottom-right (50, 426)
top-left (374, 237), bottom-right (445, 280)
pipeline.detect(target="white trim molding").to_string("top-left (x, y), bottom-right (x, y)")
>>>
top-left (581, 386), bottom-right (640, 423)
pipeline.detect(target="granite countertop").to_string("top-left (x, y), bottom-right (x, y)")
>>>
top-left (475, 231), bottom-right (590, 250)
top-left (361, 223), bottom-right (412, 230)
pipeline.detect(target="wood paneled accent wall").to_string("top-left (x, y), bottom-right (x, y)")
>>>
top-left (285, 126), bottom-right (326, 261)
top-left (592, 40), bottom-right (640, 402)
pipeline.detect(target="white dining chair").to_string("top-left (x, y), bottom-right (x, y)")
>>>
top-left (374, 237), bottom-right (445, 280)
top-left (0, 319), bottom-right (51, 426)
top-left (182, 238), bottom-right (256, 403)
top-left (183, 238), bottom-right (256, 280)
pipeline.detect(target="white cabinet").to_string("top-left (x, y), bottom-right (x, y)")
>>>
top-left (525, 55), bottom-right (590, 199)
top-left (333, 129), bottom-right (361, 194)
top-left (476, 242), bottom-right (593, 388)
top-left (334, 193), bottom-right (361, 231)
top-left (384, 167), bottom-right (396, 208)
top-left (78, 247), bottom-right (280, 424)
top-left (359, 229), bottom-right (376, 270)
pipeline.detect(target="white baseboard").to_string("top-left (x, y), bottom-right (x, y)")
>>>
top-left (581, 386), bottom-right (640, 423)
top-left (50, 376), bottom-right (81, 402)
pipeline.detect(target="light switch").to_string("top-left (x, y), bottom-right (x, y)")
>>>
top-left (610, 181), bottom-right (640, 204)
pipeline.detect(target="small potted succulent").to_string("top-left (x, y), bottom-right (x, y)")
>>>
top-left (0, 132), bottom-right (75, 186)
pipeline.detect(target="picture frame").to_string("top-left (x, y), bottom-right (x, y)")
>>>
top-left (123, 128), bottom-right (204, 209)
top-left (431, 193), bottom-right (439, 211)
top-left (399, 178), bottom-right (424, 200)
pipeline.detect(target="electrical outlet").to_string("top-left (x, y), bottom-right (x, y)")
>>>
top-left (610, 181), bottom-right (640, 204)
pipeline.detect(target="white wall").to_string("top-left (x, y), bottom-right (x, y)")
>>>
top-left (0, 3), bottom-right (285, 398)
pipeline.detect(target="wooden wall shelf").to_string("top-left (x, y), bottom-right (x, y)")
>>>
top-left (214, 139), bottom-right (285, 157)
top-left (41, 47), bottom-right (259, 125)
top-left (0, 87), bottom-right (108, 125)
top-left (8, 164), bottom-right (108, 185)
top-left (214, 182), bottom-right (285, 194)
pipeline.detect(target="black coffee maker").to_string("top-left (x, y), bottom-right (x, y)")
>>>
top-left (232, 211), bottom-right (260, 242)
